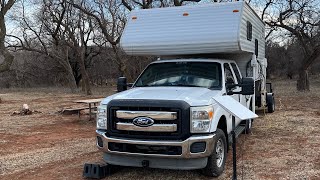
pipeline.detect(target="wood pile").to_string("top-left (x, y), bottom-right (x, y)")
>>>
top-left (11, 104), bottom-right (41, 116)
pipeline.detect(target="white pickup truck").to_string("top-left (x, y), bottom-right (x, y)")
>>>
top-left (95, 1), bottom-right (275, 177)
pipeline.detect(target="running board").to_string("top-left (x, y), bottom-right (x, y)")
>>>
top-left (228, 125), bottom-right (246, 144)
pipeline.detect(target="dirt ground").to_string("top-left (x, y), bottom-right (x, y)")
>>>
top-left (0, 78), bottom-right (319, 180)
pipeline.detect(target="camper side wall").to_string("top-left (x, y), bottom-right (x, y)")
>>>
top-left (239, 3), bottom-right (265, 62)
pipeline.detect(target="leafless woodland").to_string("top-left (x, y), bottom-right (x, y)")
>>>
top-left (0, 0), bottom-right (319, 93)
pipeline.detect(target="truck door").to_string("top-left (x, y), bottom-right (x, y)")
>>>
top-left (223, 63), bottom-right (242, 125)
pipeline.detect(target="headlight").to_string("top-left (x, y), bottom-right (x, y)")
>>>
top-left (96, 105), bottom-right (107, 130)
top-left (191, 105), bottom-right (213, 133)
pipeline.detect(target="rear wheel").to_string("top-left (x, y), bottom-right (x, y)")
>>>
top-left (202, 129), bottom-right (227, 177)
top-left (267, 94), bottom-right (275, 113)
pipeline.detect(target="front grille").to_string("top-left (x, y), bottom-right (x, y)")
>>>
top-left (108, 142), bottom-right (182, 155)
top-left (107, 99), bottom-right (190, 140)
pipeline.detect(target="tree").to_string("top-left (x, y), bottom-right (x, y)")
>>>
top-left (70, 0), bottom-right (128, 77)
top-left (261, 0), bottom-right (320, 91)
top-left (9, 0), bottom-right (101, 95)
top-left (0, 0), bottom-right (16, 73)
top-left (54, 0), bottom-right (96, 95)
top-left (8, 0), bottom-right (79, 92)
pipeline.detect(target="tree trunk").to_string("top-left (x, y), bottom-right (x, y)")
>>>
top-left (75, 74), bottom-right (82, 87)
top-left (297, 69), bottom-right (310, 91)
top-left (0, 13), bottom-right (14, 73)
top-left (61, 47), bottom-right (77, 93)
top-left (64, 60), bottom-right (78, 93)
top-left (296, 47), bottom-right (320, 91)
top-left (0, 49), bottom-right (14, 73)
top-left (112, 45), bottom-right (126, 77)
top-left (76, 47), bottom-right (92, 95)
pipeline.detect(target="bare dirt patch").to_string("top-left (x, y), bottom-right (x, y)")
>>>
top-left (0, 80), bottom-right (319, 180)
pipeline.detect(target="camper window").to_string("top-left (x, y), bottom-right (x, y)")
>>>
top-left (255, 39), bottom-right (259, 56)
top-left (247, 21), bottom-right (252, 41)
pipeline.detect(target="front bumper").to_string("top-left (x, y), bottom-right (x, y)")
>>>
top-left (96, 130), bottom-right (216, 159)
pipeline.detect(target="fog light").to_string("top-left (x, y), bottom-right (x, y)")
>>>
top-left (190, 142), bottom-right (206, 153)
top-left (97, 136), bottom-right (103, 147)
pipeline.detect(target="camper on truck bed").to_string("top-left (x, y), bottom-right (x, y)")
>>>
top-left (95, 1), bottom-right (275, 177)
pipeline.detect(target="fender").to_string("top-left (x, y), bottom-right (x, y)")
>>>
top-left (210, 104), bottom-right (230, 133)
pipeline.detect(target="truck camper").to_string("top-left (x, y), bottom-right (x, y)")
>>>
top-left (95, 0), bottom-right (275, 177)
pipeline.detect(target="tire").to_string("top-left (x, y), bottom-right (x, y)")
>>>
top-left (202, 129), bottom-right (227, 177)
top-left (244, 101), bottom-right (253, 134)
top-left (267, 94), bottom-right (275, 113)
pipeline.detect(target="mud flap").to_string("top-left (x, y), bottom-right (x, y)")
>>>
top-left (83, 163), bottom-right (112, 179)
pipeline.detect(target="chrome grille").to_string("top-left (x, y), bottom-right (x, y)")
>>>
top-left (116, 110), bottom-right (177, 120)
top-left (115, 110), bottom-right (178, 132)
top-left (107, 99), bottom-right (190, 140)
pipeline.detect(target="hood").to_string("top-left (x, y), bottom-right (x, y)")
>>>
top-left (101, 87), bottom-right (222, 106)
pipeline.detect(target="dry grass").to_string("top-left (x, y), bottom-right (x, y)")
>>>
top-left (0, 78), bottom-right (319, 180)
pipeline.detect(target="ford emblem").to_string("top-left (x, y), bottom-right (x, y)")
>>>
top-left (133, 117), bottom-right (154, 127)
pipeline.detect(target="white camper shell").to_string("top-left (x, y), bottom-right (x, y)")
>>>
top-left (121, 1), bottom-right (268, 108)
top-left (121, 1), bottom-right (265, 60)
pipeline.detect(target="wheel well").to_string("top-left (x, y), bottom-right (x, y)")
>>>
top-left (217, 116), bottom-right (228, 150)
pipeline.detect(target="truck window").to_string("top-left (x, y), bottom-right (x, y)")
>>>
top-left (231, 63), bottom-right (241, 83)
top-left (224, 63), bottom-right (235, 84)
top-left (134, 62), bottom-right (222, 89)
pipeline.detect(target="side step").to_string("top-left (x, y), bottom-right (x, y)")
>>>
top-left (228, 125), bottom-right (246, 144)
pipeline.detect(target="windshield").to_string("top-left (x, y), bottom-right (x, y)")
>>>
top-left (134, 61), bottom-right (222, 89)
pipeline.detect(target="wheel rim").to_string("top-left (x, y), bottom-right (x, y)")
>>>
top-left (216, 138), bottom-right (224, 167)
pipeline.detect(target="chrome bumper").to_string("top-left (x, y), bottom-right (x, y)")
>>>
top-left (96, 130), bottom-right (216, 159)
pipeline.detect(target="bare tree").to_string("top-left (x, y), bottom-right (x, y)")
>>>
top-left (261, 0), bottom-right (320, 91)
top-left (55, 0), bottom-right (95, 95)
top-left (0, 0), bottom-right (16, 73)
top-left (71, 0), bottom-right (128, 76)
top-left (9, 0), bottom-right (101, 95)
top-left (8, 0), bottom-right (79, 92)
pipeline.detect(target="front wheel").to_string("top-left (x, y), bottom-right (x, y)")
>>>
top-left (202, 129), bottom-right (227, 177)
top-left (243, 119), bottom-right (252, 134)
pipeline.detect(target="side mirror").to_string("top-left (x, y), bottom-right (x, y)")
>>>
top-left (117, 77), bottom-right (127, 92)
top-left (240, 77), bottom-right (254, 95)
